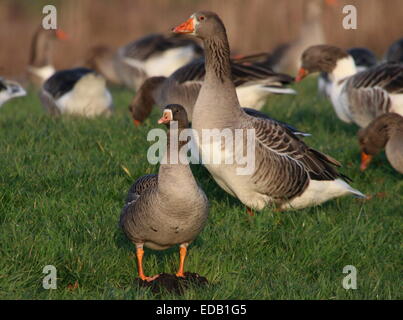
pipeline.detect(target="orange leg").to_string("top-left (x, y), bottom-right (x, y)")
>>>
top-left (136, 247), bottom-right (158, 282)
top-left (176, 246), bottom-right (187, 278)
top-left (246, 207), bottom-right (255, 216)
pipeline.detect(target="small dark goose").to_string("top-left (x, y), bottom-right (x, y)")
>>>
top-left (39, 67), bottom-right (113, 117)
top-left (318, 47), bottom-right (377, 98)
top-left (120, 104), bottom-right (209, 281)
top-left (0, 78), bottom-right (26, 107)
top-left (172, 11), bottom-right (364, 211)
top-left (297, 45), bottom-right (403, 128)
top-left (358, 113), bottom-right (403, 173)
top-left (128, 57), bottom-right (296, 123)
top-left (115, 33), bottom-right (203, 90)
top-left (28, 27), bottom-right (69, 86)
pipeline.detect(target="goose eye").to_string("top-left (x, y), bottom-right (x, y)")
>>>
top-left (199, 16), bottom-right (205, 21)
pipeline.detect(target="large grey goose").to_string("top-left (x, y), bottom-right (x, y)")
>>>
top-left (114, 33), bottom-right (203, 90)
top-left (128, 57), bottom-right (296, 124)
top-left (27, 27), bottom-right (69, 86)
top-left (172, 11), bottom-right (365, 211)
top-left (120, 104), bottom-right (209, 281)
top-left (358, 113), bottom-right (403, 174)
top-left (296, 45), bottom-right (403, 128)
top-left (39, 67), bottom-right (113, 117)
top-left (0, 78), bottom-right (26, 108)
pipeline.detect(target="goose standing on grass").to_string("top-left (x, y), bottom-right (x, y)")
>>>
top-left (128, 57), bottom-right (296, 124)
top-left (173, 11), bottom-right (365, 212)
top-left (115, 33), bottom-right (203, 90)
top-left (0, 78), bottom-right (26, 108)
top-left (358, 113), bottom-right (403, 174)
top-left (318, 47), bottom-right (377, 98)
top-left (120, 104), bottom-right (209, 281)
top-left (296, 45), bottom-right (403, 128)
top-left (385, 38), bottom-right (403, 64)
top-left (39, 68), bottom-right (113, 117)
top-left (28, 27), bottom-right (69, 86)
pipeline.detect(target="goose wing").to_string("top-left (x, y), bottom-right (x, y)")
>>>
top-left (249, 116), bottom-right (343, 200)
top-left (348, 62), bottom-right (403, 93)
top-left (124, 174), bottom-right (158, 204)
top-left (346, 63), bottom-right (403, 126)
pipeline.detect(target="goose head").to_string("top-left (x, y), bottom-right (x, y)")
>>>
top-left (358, 113), bottom-right (403, 171)
top-left (158, 104), bottom-right (189, 129)
top-left (172, 11), bottom-right (226, 40)
top-left (296, 45), bottom-right (350, 81)
top-left (128, 76), bottom-right (166, 126)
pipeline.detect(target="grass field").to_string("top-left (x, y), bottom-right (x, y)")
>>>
top-left (0, 79), bottom-right (401, 300)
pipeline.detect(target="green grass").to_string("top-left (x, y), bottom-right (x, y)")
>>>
top-left (0, 79), bottom-right (401, 299)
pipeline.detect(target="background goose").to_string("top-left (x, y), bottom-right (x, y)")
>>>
top-left (114, 33), bottom-right (203, 90)
top-left (318, 47), bottom-right (377, 98)
top-left (385, 38), bottom-right (403, 64)
top-left (128, 57), bottom-right (296, 124)
top-left (296, 45), bottom-right (403, 128)
top-left (0, 77), bottom-right (26, 107)
top-left (358, 113), bottom-right (403, 173)
top-left (267, 0), bottom-right (336, 75)
top-left (39, 67), bottom-right (113, 117)
top-left (28, 27), bottom-right (69, 87)
top-left (120, 104), bottom-right (209, 281)
top-left (85, 45), bottom-right (123, 85)
top-left (173, 11), bottom-right (364, 211)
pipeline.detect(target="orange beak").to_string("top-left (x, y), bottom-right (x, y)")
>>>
top-left (172, 17), bottom-right (195, 34)
top-left (158, 111), bottom-right (172, 124)
top-left (133, 119), bottom-right (141, 127)
top-left (55, 29), bottom-right (69, 40)
top-left (295, 68), bottom-right (308, 82)
top-left (360, 152), bottom-right (373, 171)
top-left (326, 0), bottom-right (338, 6)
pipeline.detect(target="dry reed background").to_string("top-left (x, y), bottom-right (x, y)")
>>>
top-left (1, 0), bottom-right (402, 78)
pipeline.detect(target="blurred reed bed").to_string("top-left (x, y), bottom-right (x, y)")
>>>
top-left (0, 0), bottom-right (402, 78)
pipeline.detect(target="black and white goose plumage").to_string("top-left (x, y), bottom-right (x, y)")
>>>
top-left (40, 67), bottom-right (113, 117)
top-left (0, 78), bottom-right (26, 107)
top-left (115, 33), bottom-right (203, 90)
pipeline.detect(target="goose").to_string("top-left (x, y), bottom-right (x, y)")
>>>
top-left (28, 27), bottom-right (69, 86)
top-left (39, 67), bottom-right (113, 117)
top-left (120, 104), bottom-right (209, 281)
top-left (385, 38), bottom-right (403, 64)
top-left (0, 78), bottom-right (26, 107)
top-left (296, 45), bottom-right (403, 128)
top-left (172, 11), bottom-right (365, 211)
top-left (358, 113), bottom-right (403, 174)
top-left (128, 57), bottom-right (296, 124)
top-left (267, 0), bottom-right (336, 75)
top-left (318, 47), bottom-right (377, 98)
top-left (115, 33), bottom-right (203, 90)
top-left (85, 45), bottom-right (122, 85)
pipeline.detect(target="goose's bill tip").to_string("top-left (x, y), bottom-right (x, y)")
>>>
top-left (360, 152), bottom-right (373, 171)
top-left (295, 68), bottom-right (308, 82)
top-left (172, 17), bottom-right (194, 34)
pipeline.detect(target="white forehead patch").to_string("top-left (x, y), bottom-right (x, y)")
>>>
top-left (163, 109), bottom-right (173, 120)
